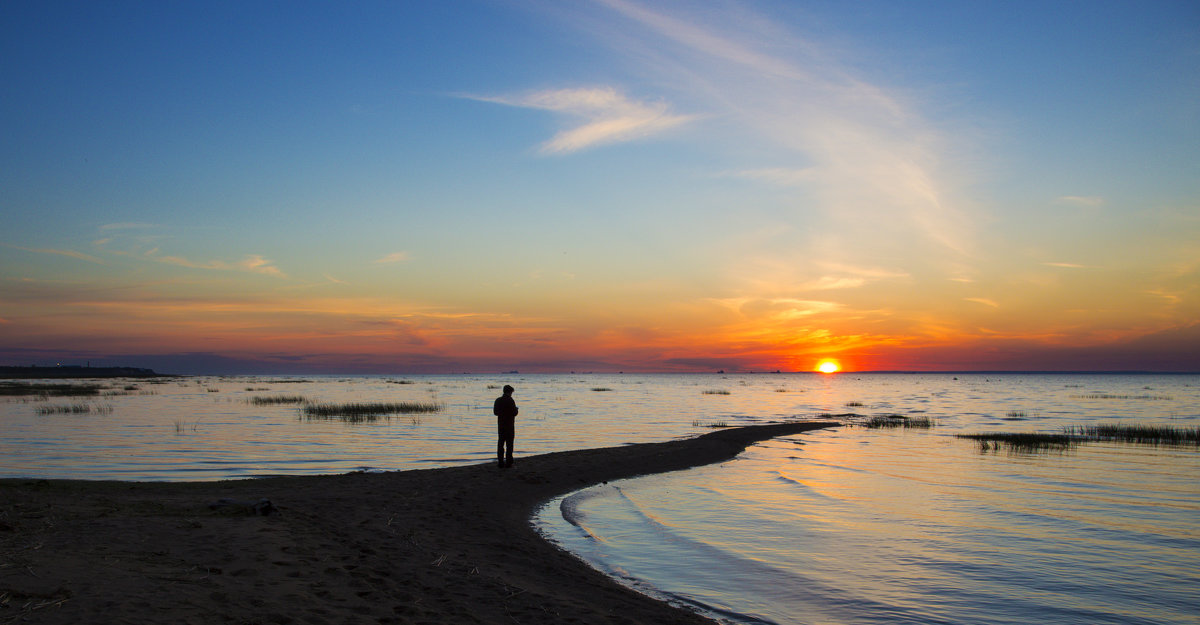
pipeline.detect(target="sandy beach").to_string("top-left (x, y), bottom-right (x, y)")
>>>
top-left (0, 421), bottom-right (834, 624)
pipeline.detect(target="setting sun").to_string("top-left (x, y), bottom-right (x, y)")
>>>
top-left (816, 360), bottom-right (840, 374)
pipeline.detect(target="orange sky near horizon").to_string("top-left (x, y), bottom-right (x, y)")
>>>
top-left (2, 2), bottom-right (1198, 375)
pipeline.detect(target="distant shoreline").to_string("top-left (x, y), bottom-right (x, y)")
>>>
top-left (0, 365), bottom-right (174, 379)
top-left (2, 366), bottom-right (1194, 379)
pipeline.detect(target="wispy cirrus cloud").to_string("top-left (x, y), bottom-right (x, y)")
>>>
top-left (373, 251), bottom-right (411, 264)
top-left (469, 86), bottom-right (698, 154)
top-left (157, 254), bottom-right (285, 277)
top-left (3, 243), bottom-right (103, 264)
top-left (1043, 262), bottom-right (1092, 269)
top-left (560, 0), bottom-right (976, 260)
top-left (99, 222), bottom-right (159, 231)
top-left (1055, 196), bottom-right (1104, 207)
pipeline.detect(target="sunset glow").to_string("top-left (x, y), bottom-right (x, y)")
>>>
top-left (1, 2), bottom-right (1197, 374)
top-left (817, 361), bottom-right (841, 374)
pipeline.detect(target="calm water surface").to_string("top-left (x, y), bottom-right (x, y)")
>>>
top-left (3, 373), bottom-right (1198, 624)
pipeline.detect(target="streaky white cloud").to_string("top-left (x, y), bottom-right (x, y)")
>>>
top-left (1043, 262), bottom-right (1091, 269)
top-left (99, 222), bottom-right (159, 231)
top-left (157, 253), bottom-right (285, 277)
top-left (965, 297), bottom-right (999, 307)
top-left (323, 273), bottom-right (348, 285)
top-left (471, 86), bottom-right (697, 154)
top-left (712, 296), bottom-right (839, 318)
top-left (723, 167), bottom-right (817, 187)
top-left (373, 251), bottom-right (411, 264)
top-left (568, 0), bottom-right (977, 263)
top-left (4, 243), bottom-right (104, 264)
top-left (1055, 196), bottom-right (1104, 207)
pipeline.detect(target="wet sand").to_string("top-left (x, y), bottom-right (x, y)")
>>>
top-left (0, 421), bottom-right (834, 624)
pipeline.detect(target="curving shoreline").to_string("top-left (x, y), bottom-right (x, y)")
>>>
top-left (0, 421), bottom-right (835, 624)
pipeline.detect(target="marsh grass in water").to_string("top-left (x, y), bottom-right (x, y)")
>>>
top-left (958, 432), bottom-right (1077, 452)
top-left (1071, 393), bottom-right (1173, 400)
top-left (1064, 423), bottom-right (1200, 446)
top-left (249, 395), bottom-right (309, 405)
top-left (959, 422), bottom-right (1199, 452)
top-left (590, 387), bottom-right (613, 392)
top-left (702, 389), bottom-right (731, 395)
top-left (301, 401), bottom-right (443, 422)
top-left (36, 403), bottom-right (113, 415)
top-left (1, 382), bottom-right (104, 397)
top-left (692, 419), bottom-right (730, 428)
top-left (863, 415), bottom-right (934, 429)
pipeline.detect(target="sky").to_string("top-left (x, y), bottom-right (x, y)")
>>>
top-left (1, 0), bottom-right (1198, 374)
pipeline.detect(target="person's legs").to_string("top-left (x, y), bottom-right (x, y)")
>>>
top-left (498, 422), bottom-right (515, 467)
top-left (503, 430), bottom-right (514, 467)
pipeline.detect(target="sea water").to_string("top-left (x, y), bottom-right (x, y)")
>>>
top-left (2, 373), bottom-right (1198, 624)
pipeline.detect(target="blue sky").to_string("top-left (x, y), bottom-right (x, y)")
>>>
top-left (1, 1), bottom-right (1197, 373)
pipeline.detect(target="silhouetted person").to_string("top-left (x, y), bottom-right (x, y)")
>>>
top-left (493, 384), bottom-right (518, 468)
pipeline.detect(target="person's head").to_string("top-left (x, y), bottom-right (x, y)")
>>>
top-left (503, 384), bottom-right (514, 395)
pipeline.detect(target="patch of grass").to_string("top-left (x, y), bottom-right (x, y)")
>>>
top-left (245, 387), bottom-right (270, 391)
top-left (174, 419), bottom-right (200, 433)
top-left (1064, 423), bottom-right (1200, 446)
top-left (387, 380), bottom-right (415, 385)
top-left (1071, 393), bottom-right (1173, 400)
top-left (702, 389), bottom-right (731, 395)
top-left (249, 395), bottom-right (309, 405)
top-left (301, 401), bottom-right (443, 422)
top-left (0, 382), bottom-right (104, 397)
top-left (957, 432), bottom-right (1077, 451)
top-left (845, 401), bottom-right (864, 407)
top-left (864, 415), bottom-right (934, 429)
top-left (590, 387), bottom-right (613, 392)
top-left (962, 422), bottom-right (1200, 452)
top-left (1003, 410), bottom-right (1028, 420)
top-left (692, 419), bottom-right (730, 428)
top-left (205, 387), bottom-right (220, 392)
top-left (35, 403), bottom-right (113, 415)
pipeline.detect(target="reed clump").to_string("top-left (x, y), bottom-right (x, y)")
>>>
top-left (1064, 423), bottom-right (1200, 446)
top-left (590, 387), bottom-right (613, 392)
top-left (1, 382), bottom-right (104, 397)
top-left (958, 432), bottom-right (1077, 452)
top-left (702, 389), bottom-right (731, 395)
top-left (35, 403), bottom-right (113, 415)
top-left (959, 422), bottom-right (1199, 452)
top-left (1070, 393), bottom-right (1173, 401)
top-left (301, 401), bottom-right (443, 422)
top-left (864, 415), bottom-right (934, 429)
top-left (249, 395), bottom-right (309, 405)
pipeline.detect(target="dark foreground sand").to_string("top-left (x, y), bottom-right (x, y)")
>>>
top-left (0, 422), bottom-right (835, 625)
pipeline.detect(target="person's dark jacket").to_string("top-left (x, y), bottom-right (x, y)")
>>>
top-left (493, 395), bottom-right (518, 424)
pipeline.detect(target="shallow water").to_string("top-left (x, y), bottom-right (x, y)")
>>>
top-left (533, 374), bottom-right (1200, 625)
top-left (3, 372), bottom-right (1198, 624)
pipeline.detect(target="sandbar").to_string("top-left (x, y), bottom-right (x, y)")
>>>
top-left (0, 421), bottom-right (834, 624)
